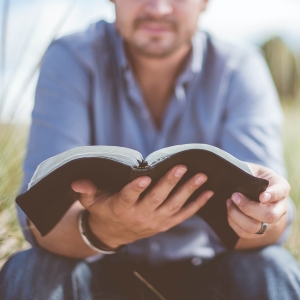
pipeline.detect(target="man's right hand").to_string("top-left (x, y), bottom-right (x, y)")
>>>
top-left (71, 165), bottom-right (214, 250)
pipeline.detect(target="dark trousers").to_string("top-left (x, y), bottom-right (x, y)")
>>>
top-left (1, 245), bottom-right (300, 300)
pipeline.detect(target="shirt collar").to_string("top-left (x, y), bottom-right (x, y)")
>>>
top-left (177, 30), bottom-right (205, 85)
top-left (112, 25), bottom-right (129, 71)
top-left (190, 30), bottom-right (205, 74)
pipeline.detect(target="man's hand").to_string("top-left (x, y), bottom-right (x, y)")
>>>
top-left (227, 163), bottom-right (290, 249)
top-left (71, 165), bottom-right (214, 250)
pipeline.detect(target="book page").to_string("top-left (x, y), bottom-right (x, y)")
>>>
top-left (146, 144), bottom-right (251, 174)
top-left (29, 146), bottom-right (143, 188)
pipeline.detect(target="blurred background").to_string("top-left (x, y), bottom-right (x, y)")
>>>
top-left (0, 0), bottom-right (300, 266)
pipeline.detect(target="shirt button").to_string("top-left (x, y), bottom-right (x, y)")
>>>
top-left (191, 257), bottom-right (202, 266)
top-left (150, 242), bottom-right (161, 252)
top-left (142, 110), bottom-right (150, 120)
top-left (125, 69), bottom-right (131, 79)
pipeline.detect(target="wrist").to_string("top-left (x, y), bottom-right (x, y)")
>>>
top-left (79, 210), bottom-right (124, 253)
top-left (88, 212), bottom-right (121, 250)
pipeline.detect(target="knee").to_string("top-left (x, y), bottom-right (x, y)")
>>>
top-left (0, 246), bottom-right (90, 299)
top-left (220, 246), bottom-right (300, 300)
top-left (227, 245), bottom-right (296, 274)
top-left (1, 246), bottom-right (85, 277)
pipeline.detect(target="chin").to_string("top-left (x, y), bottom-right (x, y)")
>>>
top-left (135, 47), bottom-right (176, 58)
top-left (133, 39), bottom-right (181, 58)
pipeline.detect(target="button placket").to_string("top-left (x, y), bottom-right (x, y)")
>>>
top-left (153, 84), bottom-right (187, 151)
top-left (191, 257), bottom-right (202, 266)
top-left (124, 69), bottom-right (160, 155)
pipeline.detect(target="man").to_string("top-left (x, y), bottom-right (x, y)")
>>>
top-left (1, 0), bottom-right (300, 299)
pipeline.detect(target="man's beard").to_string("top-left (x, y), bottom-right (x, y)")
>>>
top-left (130, 17), bottom-right (183, 58)
top-left (130, 36), bottom-right (184, 59)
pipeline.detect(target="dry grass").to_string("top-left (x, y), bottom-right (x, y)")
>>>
top-left (282, 101), bottom-right (300, 260)
top-left (0, 1), bottom-right (78, 268)
top-left (0, 124), bottom-right (30, 267)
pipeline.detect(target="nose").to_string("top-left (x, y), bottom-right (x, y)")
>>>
top-left (144, 0), bottom-right (173, 17)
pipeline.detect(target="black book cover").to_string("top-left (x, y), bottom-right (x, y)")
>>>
top-left (16, 144), bottom-right (269, 249)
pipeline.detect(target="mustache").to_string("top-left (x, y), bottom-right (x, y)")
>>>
top-left (134, 16), bottom-right (178, 30)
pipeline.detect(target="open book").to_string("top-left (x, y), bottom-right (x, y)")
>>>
top-left (16, 144), bottom-right (269, 249)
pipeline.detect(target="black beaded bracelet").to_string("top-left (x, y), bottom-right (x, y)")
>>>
top-left (80, 210), bottom-right (124, 254)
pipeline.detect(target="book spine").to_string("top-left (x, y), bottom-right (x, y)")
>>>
top-left (136, 159), bottom-right (149, 169)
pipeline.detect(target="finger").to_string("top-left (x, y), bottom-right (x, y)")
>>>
top-left (259, 178), bottom-right (290, 204)
top-left (248, 163), bottom-right (290, 204)
top-left (114, 176), bottom-right (152, 210)
top-left (227, 214), bottom-right (253, 239)
top-left (231, 192), bottom-right (287, 224)
top-left (158, 173), bottom-right (208, 215)
top-left (227, 199), bottom-right (262, 234)
top-left (166, 190), bottom-right (214, 228)
top-left (71, 179), bottom-right (98, 208)
top-left (141, 165), bottom-right (187, 210)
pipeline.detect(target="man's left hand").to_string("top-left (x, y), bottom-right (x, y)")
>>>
top-left (227, 163), bottom-right (290, 247)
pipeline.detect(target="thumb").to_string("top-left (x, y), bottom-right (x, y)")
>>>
top-left (71, 179), bottom-right (98, 208)
top-left (259, 177), bottom-right (290, 204)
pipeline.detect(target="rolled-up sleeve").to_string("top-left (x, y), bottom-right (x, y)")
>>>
top-left (18, 40), bottom-right (92, 245)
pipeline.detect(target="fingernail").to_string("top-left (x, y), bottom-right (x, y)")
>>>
top-left (139, 178), bottom-right (151, 188)
top-left (174, 167), bottom-right (187, 178)
top-left (195, 174), bottom-right (205, 185)
top-left (226, 199), bottom-right (232, 207)
top-left (206, 191), bottom-right (214, 199)
top-left (232, 193), bottom-right (241, 205)
top-left (71, 180), bottom-right (85, 193)
top-left (263, 192), bottom-right (271, 202)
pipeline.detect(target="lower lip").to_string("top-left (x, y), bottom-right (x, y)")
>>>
top-left (139, 25), bottom-right (171, 34)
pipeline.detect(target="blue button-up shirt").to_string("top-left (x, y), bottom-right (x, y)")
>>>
top-left (18, 21), bottom-right (293, 265)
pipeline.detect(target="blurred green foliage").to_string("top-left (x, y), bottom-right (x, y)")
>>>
top-left (261, 37), bottom-right (300, 101)
top-left (282, 103), bottom-right (300, 261)
top-left (260, 37), bottom-right (300, 260)
top-left (0, 125), bottom-right (29, 266)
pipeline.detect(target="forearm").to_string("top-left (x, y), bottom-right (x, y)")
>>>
top-left (235, 212), bottom-right (288, 250)
top-left (30, 201), bottom-right (100, 259)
